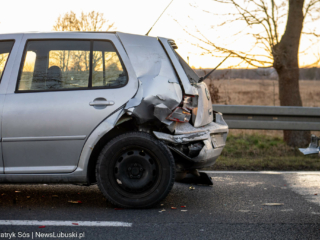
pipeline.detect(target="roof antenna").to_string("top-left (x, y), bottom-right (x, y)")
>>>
top-left (146, 0), bottom-right (174, 36)
top-left (198, 53), bottom-right (232, 83)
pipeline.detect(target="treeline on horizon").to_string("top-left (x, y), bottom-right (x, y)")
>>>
top-left (195, 67), bottom-right (320, 80)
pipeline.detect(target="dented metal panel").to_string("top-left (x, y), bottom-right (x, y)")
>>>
top-left (299, 135), bottom-right (320, 155)
top-left (153, 131), bottom-right (210, 144)
top-left (174, 122), bottom-right (228, 135)
top-left (117, 32), bottom-right (183, 124)
top-left (154, 103), bottom-right (172, 125)
top-left (192, 139), bottom-right (223, 162)
top-left (299, 147), bottom-right (319, 155)
top-left (168, 140), bottom-right (223, 167)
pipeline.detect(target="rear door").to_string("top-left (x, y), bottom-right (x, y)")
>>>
top-left (2, 33), bottom-right (137, 174)
top-left (0, 35), bottom-right (22, 174)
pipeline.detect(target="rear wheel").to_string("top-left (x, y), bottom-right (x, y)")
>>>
top-left (96, 131), bottom-right (175, 208)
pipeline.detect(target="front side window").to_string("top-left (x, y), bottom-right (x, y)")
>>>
top-left (0, 41), bottom-right (14, 81)
top-left (17, 40), bottom-right (127, 92)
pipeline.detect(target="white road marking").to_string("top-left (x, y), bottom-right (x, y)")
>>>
top-left (203, 171), bottom-right (320, 174)
top-left (311, 212), bottom-right (320, 215)
top-left (238, 210), bottom-right (250, 213)
top-left (0, 220), bottom-right (132, 227)
top-left (281, 209), bottom-right (294, 212)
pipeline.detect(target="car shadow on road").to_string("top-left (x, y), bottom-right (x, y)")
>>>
top-left (0, 182), bottom-right (217, 210)
top-left (0, 184), bottom-right (109, 208)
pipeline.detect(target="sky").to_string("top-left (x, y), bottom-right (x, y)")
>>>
top-left (0, 0), bottom-right (319, 69)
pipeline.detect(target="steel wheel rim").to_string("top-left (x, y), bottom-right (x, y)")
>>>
top-left (109, 146), bottom-right (162, 198)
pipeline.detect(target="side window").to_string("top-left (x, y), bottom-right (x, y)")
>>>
top-left (17, 40), bottom-right (127, 92)
top-left (0, 40), bottom-right (14, 81)
top-left (18, 40), bottom-right (90, 91)
top-left (92, 41), bottom-right (127, 88)
top-left (48, 49), bottom-right (90, 89)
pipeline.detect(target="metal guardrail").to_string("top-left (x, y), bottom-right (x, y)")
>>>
top-left (212, 105), bottom-right (320, 131)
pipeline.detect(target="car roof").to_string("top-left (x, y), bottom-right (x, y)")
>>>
top-left (0, 31), bottom-right (161, 38)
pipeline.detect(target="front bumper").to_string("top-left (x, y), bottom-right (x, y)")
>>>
top-left (153, 120), bottom-right (228, 169)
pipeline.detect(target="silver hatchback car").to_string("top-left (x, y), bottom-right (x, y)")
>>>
top-left (0, 32), bottom-right (228, 208)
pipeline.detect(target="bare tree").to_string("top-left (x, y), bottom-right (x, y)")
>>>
top-left (184, 0), bottom-right (320, 147)
top-left (78, 11), bottom-right (115, 31)
top-left (53, 11), bottom-right (115, 32)
top-left (53, 11), bottom-right (80, 31)
top-left (52, 11), bottom-right (116, 77)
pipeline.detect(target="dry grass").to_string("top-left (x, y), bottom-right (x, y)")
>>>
top-left (204, 133), bottom-right (320, 171)
top-left (205, 79), bottom-right (320, 107)
top-left (206, 78), bottom-right (320, 138)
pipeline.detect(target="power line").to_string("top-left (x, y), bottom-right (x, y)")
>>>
top-left (146, 0), bottom-right (174, 36)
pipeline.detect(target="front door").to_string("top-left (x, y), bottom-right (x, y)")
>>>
top-left (2, 35), bottom-right (137, 174)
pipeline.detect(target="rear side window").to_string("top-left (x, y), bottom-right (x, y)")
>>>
top-left (17, 40), bottom-right (127, 92)
top-left (92, 41), bottom-right (127, 88)
top-left (48, 48), bottom-right (90, 89)
top-left (0, 41), bottom-right (14, 81)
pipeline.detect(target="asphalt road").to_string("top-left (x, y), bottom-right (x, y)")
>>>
top-left (0, 171), bottom-right (319, 240)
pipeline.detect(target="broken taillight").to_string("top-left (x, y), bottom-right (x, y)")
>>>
top-left (183, 95), bottom-right (198, 110)
top-left (166, 107), bottom-right (191, 123)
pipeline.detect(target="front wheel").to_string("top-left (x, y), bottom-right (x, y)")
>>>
top-left (96, 132), bottom-right (175, 208)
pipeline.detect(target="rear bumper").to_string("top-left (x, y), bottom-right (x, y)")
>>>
top-left (168, 141), bottom-right (224, 169)
top-left (153, 120), bottom-right (228, 169)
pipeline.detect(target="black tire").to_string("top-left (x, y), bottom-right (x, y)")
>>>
top-left (96, 131), bottom-right (175, 208)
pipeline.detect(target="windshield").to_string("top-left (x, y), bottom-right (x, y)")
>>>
top-left (172, 48), bottom-right (199, 84)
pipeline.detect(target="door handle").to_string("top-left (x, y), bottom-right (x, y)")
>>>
top-left (89, 98), bottom-right (115, 106)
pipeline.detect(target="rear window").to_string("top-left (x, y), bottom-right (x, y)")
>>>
top-left (0, 40), bottom-right (15, 81)
top-left (169, 41), bottom-right (199, 84)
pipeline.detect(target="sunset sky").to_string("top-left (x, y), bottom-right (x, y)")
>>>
top-left (0, 0), bottom-right (319, 69)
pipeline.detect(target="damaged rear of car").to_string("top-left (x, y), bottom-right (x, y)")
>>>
top-left (0, 31), bottom-right (227, 209)
top-left (120, 33), bottom-right (228, 167)
top-left (96, 33), bottom-right (229, 207)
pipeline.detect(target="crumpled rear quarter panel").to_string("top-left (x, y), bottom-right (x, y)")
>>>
top-left (117, 33), bottom-right (182, 123)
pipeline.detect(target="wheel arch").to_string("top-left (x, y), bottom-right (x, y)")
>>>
top-left (86, 117), bottom-right (138, 184)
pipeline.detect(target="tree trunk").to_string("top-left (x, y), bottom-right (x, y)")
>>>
top-left (272, 0), bottom-right (310, 147)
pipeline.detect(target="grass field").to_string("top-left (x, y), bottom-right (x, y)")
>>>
top-left (205, 78), bottom-right (320, 107)
top-left (206, 133), bottom-right (320, 171)
top-left (202, 78), bottom-right (320, 170)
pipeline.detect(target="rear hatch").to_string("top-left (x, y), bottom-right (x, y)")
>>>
top-left (158, 38), bottom-right (213, 127)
